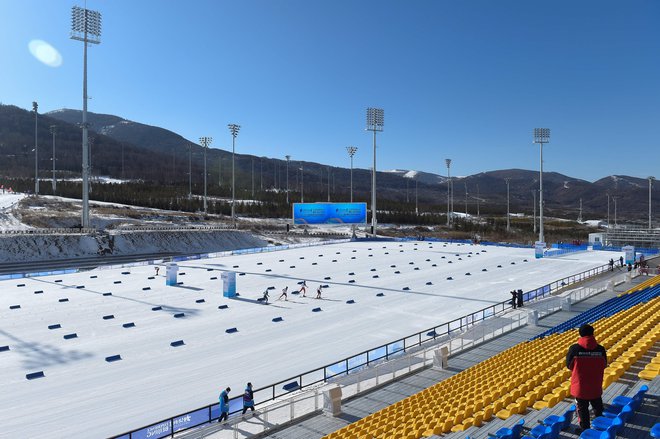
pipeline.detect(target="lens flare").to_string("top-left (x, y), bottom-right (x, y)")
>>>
top-left (28, 39), bottom-right (63, 67)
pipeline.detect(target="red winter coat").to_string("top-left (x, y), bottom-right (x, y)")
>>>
top-left (566, 335), bottom-right (607, 399)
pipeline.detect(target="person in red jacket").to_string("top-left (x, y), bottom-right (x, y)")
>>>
top-left (566, 324), bottom-right (607, 431)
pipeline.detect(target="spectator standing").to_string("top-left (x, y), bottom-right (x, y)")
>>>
top-left (242, 382), bottom-right (255, 416)
top-left (510, 290), bottom-right (517, 309)
top-left (218, 387), bottom-right (231, 423)
top-left (619, 256), bottom-right (624, 267)
top-left (566, 324), bottom-right (607, 431)
top-left (516, 289), bottom-right (524, 308)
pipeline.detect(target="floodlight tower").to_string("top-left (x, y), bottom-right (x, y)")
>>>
top-left (532, 189), bottom-right (537, 233)
top-left (228, 124), bottom-right (240, 228)
top-left (445, 159), bottom-right (452, 226)
top-left (199, 136), bottom-right (212, 214)
top-left (505, 178), bottom-right (511, 232)
top-left (649, 176), bottom-right (655, 229)
top-left (613, 196), bottom-right (618, 228)
top-left (300, 165), bottom-right (304, 202)
top-left (366, 108), bottom-right (384, 236)
top-left (71, 5), bottom-right (101, 228)
top-left (50, 125), bottom-right (57, 193)
top-left (32, 101), bottom-right (39, 195)
top-left (606, 192), bottom-right (610, 228)
top-left (533, 128), bottom-right (550, 243)
top-left (285, 155), bottom-right (291, 204)
top-left (346, 146), bottom-right (357, 203)
top-left (188, 143), bottom-right (192, 200)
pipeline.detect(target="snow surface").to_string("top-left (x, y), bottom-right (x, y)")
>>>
top-left (1, 241), bottom-right (619, 438)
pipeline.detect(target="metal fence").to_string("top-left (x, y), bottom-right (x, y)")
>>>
top-left (109, 260), bottom-right (613, 439)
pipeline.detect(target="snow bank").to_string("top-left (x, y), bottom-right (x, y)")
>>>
top-left (0, 230), bottom-right (266, 263)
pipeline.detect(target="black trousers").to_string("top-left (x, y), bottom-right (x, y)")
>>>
top-left (576, 397), bottom-right (604, 429)
top-left (218, 411), bottom-right (228, 423)
top-left (242, 405), bottom-right (255, 414)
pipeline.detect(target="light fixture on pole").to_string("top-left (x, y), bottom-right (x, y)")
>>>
top-left (71, 5), bottom-right (101, 228)
top-left (505, 178), bottom-right (510, 232)
top-left (346, 146), bottom-right (357, 203)
top-left (285, 155), bottom-right (290, 204)
top-left (32, 101), bottom-right (39, 196)
top-left (533, 128), bottom-right (550, 243)
top-left (228, 124), bottom-right (240, 228)
top-left (366, 107), bottom-right (384, 236)
top-left (199, 136), bottom-right (212, 214)
top-left (50, 125), bottom-right (57, 193)
top-left (445, 159), bottom-right (451, 226)
top-left (649, 176), bottom-right (655, 229)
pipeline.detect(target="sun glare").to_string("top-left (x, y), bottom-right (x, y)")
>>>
top-left (28, 39), bottom-right (63, 67)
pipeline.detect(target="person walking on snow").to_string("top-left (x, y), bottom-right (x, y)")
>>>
top-left (316, 285), bottom-right (323, 299)
top-left (566, 324), bottom-right (607, 431)
top-left (262, 289), bottom-right (269, 304)
top-left (278, 286), bottom-right (288, 301)
top-left (242, 382), bottom-right (255, 416)
top-left (155, 266), bottom-right (159, 276)
top-left (218, 387), bottom-right (231, 423)
top-left (299, 280), bottom-right (308, 297)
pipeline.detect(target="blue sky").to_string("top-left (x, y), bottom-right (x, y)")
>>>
top-left (1, 0), bottom-right (659, 182)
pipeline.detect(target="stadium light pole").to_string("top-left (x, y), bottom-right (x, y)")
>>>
top-left (532, 189), bottom-right (537, 234)
top-left (366, 108), bottom-right (384, 236)
top-left (228, 124), bottom-right (240, 228)
top-left (285, 155), bottom-right (290, 204)
top-left (251, 157), bottom-right (254, 199)
top-left (505, 178), bottom-right (510, 232)
top-left (199, 136), bottom-right (212, 214)
top-left (606, 192), bottom-right (610, 227)
top-left (346, 146), bottom-right (357, 203)
top-left (300, 165), bottom-right (304, 202)
top-left (188, 144), bottom-right (192, 200)
top-left (533, 128), bottom-right (550, 243)
top-left (32, 101), bottom-right (39, 196)
top-left (649, 176), bottom-right (655, 229)
top-left (445, 159), bottom-right (451, 226)
top-left (71, 5), bottom-right (101, 228)
top-left (613, 196), bottom-right (618, 228)
top-left (415, 176), bottom-right (418, 215)
top-left (327, 166), bottom-right (331, 202)
top-left (464, 182), bottom-right (468, 217)
top-left (50, 125), bottom-right (57, 194)
top-left (476, 184), bottom-right (480, 219)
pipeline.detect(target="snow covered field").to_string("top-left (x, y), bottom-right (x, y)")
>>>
top-left (0, 241), bottom-right (618, 438)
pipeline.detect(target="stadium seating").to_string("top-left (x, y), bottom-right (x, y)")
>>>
top-left (322, 280), bottom-right (660, 439)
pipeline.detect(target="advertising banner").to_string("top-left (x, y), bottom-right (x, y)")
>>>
top-left (222, 271), bottom-right (236, 298)
top-left (623, 245), bottom-right (635, 264)
top-left (535, 241), bottom-right (545, 259)
top-left (293, 202), bottom-right (367, 225)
